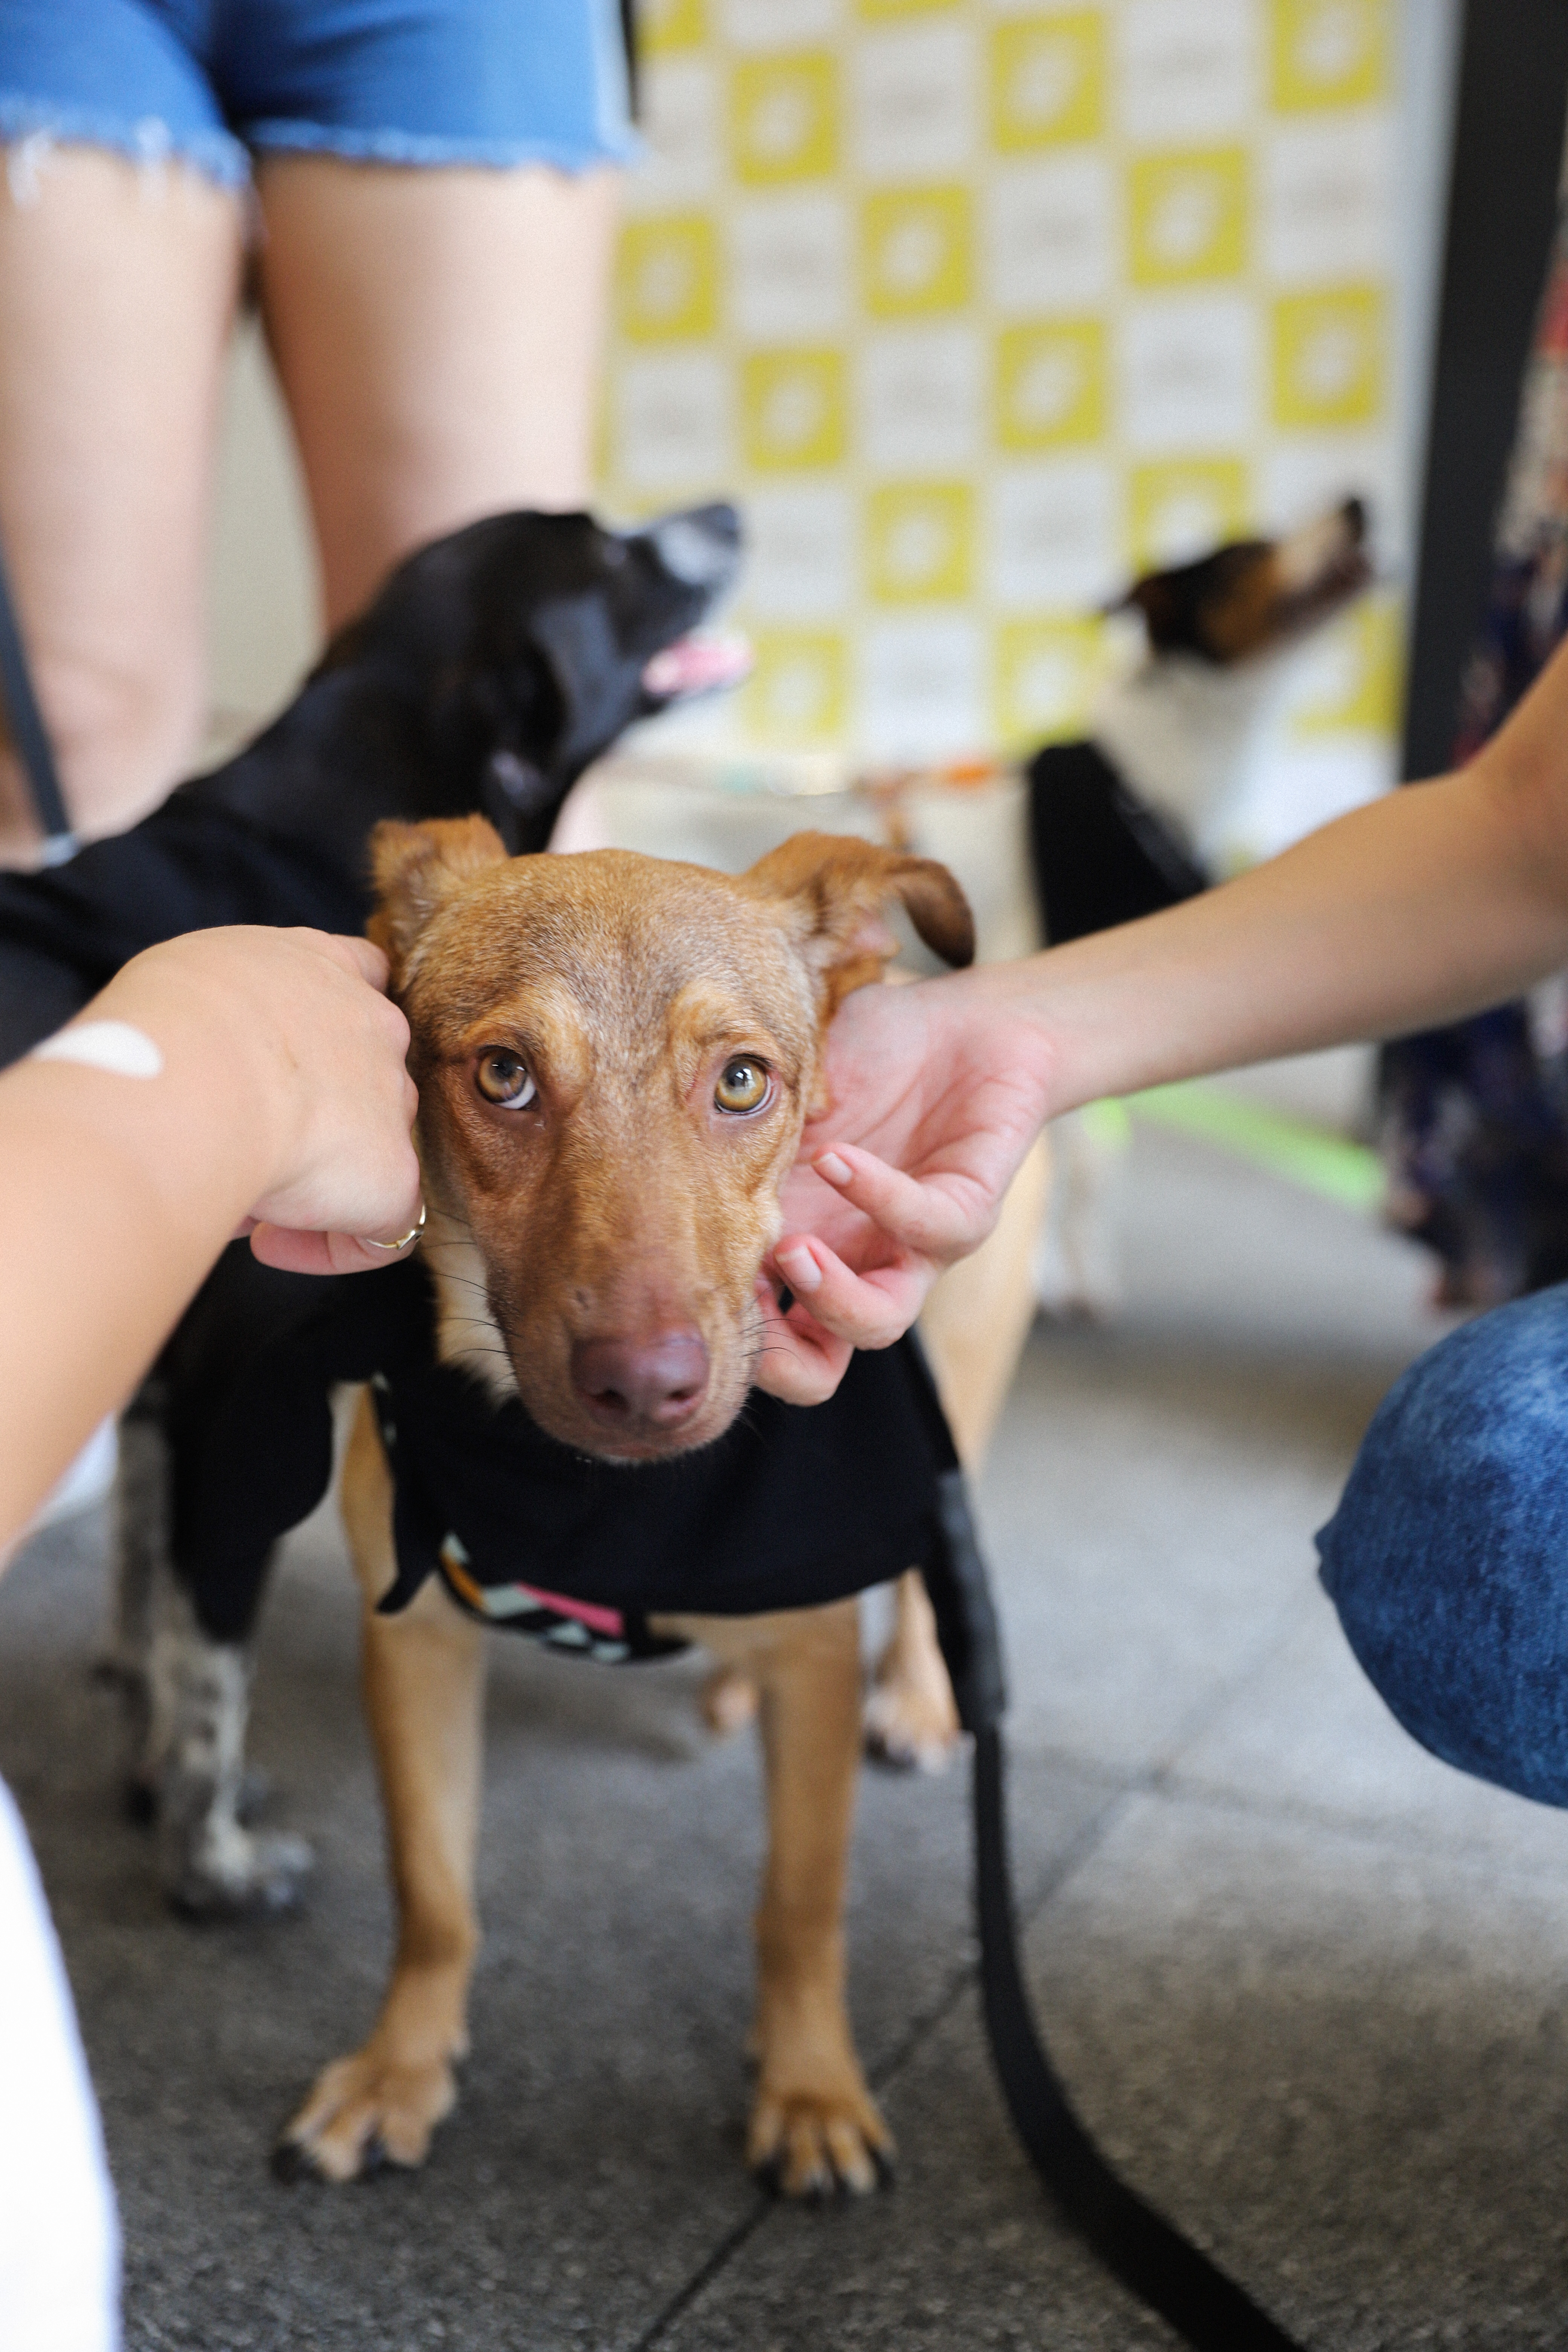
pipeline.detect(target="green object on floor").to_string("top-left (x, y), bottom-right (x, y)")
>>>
top-left (1127, 1082), bottom-right (1386, 1214)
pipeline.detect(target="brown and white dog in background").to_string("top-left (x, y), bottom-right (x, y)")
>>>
top-left (1031, 494), bottom-right (1373, 1317)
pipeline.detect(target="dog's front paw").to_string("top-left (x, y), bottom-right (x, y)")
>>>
top-left (747, 2078), bottom-right (894, 2200)
top-left (274, 2046), bottom-right (458, 2184)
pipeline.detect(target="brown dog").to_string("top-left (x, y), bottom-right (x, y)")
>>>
top-left (275, 817), bottom-right (972, 2197)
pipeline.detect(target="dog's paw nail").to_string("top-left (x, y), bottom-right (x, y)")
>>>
top-left (871, 2145), bottom-right (897, 2190)
top-left (360, 2132), bottom-right (389, 2178)
top-left (270, 2138), bottom-right (316, 2186)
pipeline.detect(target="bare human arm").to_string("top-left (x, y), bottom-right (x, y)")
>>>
top-left (758, 626), bottom-right (1568, 1394)
top-left (0, 927), bottom-right (421, 1548)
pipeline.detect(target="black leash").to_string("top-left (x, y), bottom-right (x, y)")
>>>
top-left (911, 1345), bottom-right (1305, 2351)
top-left (0, 532), bottom-right (76, 863)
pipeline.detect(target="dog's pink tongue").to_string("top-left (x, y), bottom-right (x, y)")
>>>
top-left (642, 631), bottom-right (753, 701)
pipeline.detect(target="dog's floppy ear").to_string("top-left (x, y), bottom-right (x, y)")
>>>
top-left (367, 815), bottom-right (510, 975)
top-left (738, 830), bottom-right (974, 1019)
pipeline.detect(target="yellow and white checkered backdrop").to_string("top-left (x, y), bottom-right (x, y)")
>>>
top-left (601, 0), bottom-right (1404, 836)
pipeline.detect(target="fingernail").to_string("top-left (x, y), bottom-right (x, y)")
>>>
top-left (776, 1243), bottom-right (822, 1291)
top-left (816, 1152), bottom-right (851, 1186)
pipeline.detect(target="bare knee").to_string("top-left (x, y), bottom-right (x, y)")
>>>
top-left (0, 648), bottom-right (201, 862)
top-left (35, 642), bottom-right (203, 835)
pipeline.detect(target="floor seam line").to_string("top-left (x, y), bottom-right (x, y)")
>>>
top-left (625, 1770), bottom-right (1135, 2347)
top-left (628, 2196), bottom-right (773, 2352)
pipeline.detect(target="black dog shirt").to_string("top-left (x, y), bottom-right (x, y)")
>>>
top-left (163, 1252), bottom-right (956, 1658)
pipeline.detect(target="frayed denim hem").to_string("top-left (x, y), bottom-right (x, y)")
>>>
top-left (0, 97), bottom-right (250, 190)
top-left (245, 117), bottom-right (642, 174)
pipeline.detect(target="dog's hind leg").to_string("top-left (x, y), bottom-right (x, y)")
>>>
top-left (863, 1131), bottom-right (1053, 1773)
top-left (108, 1381), bottom-right (311, 1912)
top-left (277, 1391), bottom-right (485, 2183)
top-left (862, 1568), bottom-right (960, 1774)
top-left (97, 1379), bottom-right (167, 1818)
top-left (678, 1599), bottom-right (893, 2199)
top-left (146, 1557), bottom-right (315, 1918)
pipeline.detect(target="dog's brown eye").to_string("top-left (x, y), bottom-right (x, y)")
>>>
top-left (476, 1050), bottom-right (536, 1109)
top-left (714, 1058), bottom-right (770, 1115)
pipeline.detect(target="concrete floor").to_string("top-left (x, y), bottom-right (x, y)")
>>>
top-left (7, 1121), bottom-right (1568, 2351)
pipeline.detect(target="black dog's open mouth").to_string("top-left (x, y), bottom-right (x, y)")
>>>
top-left (642, 630), bottom-right (753, 703)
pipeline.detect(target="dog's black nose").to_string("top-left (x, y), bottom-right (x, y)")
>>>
top-left (571, 1330), bottom-right (710, 1429)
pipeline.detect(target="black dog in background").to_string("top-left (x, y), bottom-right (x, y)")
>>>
top-left (0, 503), bottom-right (740, 1062)
top-left (0, 502), bottom-right (744, 1910)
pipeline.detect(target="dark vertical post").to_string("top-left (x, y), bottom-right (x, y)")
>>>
top-left (1401, 2), bottom-right (1568, 781)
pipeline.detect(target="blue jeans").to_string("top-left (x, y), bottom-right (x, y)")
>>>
top-left (0, 0), bottom-right (635, 187)
top-left (1318, 1285), bottom-right (1568, 1806)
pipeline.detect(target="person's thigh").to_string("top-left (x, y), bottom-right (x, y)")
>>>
top-left (254, 157), bottom-right (620, 629)
top-left (0, 145), bottom-right (242, 859)
top-left (1318, 1285), bottom-right (1568, 1805)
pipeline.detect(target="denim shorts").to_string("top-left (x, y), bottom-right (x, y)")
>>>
top-left (0, 0), bottom-right (636, 188)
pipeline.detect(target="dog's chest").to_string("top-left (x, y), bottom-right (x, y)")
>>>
top-left (364, 1296), bottom-right (952, 1655)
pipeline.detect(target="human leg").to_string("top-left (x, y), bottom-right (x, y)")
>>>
top-left (254, 156), bottom-right (620, 628)
top-left (1318, 1284), bottom-right (1568, 1805)
top-left (0, 146), bottom-right (242, 860)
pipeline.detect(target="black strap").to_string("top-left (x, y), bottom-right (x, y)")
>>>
top-left (620, 0), bottom-right (640, 118)
top-left (920, 1445), bottom-right (1305, 2352)
top-left (0, 533), bottom-right (75, 862)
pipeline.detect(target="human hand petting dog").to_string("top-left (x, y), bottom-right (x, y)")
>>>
top-left (0, 927), bottom-right (420, 1544)
top-left (87, 927), bottom-right (423, 1272)
top-left (759, 619), bottom-right (1568, 1410)
top-left (761, 963), bottom-right (1056, 1403)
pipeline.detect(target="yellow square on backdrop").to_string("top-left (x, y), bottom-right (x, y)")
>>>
top-left (995, 617), bottom-right (1105, 747)
top-left (1269, 0), bottom-right (1389, 112)
top-left (1129, 149), bottom-right (1247, 286)
top-left (640, 0), bottom-right (704, 56)
top-left (742, 349), bottom-right (848, 470)
top-left (996, 320), bottom-right (1106, 451)
top-left (991, 13), bottom-right (1105, 151)
top-left (731, 55), bottom-right (838, 185)
top-left (1129, 459), bottom-right (1250, 569)
top-left (744, 631), bottom-right (847, 742)
top-left (1271, 286), bottom-right (1385, 427)
top-left (617, 216), bottom-right (719, 343)
top-left (867, 483), bottom-right (975, 603)
top-left (1289, 594), bottom-right (1402, 736)
top-left (862, 187), bottom-right (973, 318)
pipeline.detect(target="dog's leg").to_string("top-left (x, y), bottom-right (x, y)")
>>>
top-left (861, 1130), bottom-right (1052, 1772)
top-left (919, 1129), bottom-right (1051, 1464)
top-left (277, 1392), bottom-right (485, 2183)
top-left (147, 1561), bottom-right (315, 1918)
top-left (861, 1570), bottom-right (960, 1773)
top-left (699, 1658), bottom-right (760, 1740)
top-left (98, 1380), bottom-right (166, 1816)
top-left (682, 1600), bottom-right (892, 2197)
top-left (106, 1382), bottom-right (311, 1912)
top-left (1034, 1106), bottom-right (1128, 1321)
